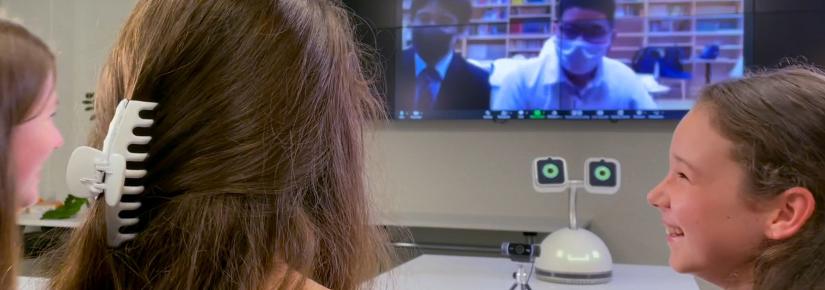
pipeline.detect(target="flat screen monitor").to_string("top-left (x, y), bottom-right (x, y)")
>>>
top-left (350, 0), bottom-right (747, 120)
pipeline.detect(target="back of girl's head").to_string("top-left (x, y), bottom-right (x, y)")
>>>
top-left (0, 19), bottom-right (54, 289)
top-left (698, 65), bottom-right (825, 289)
top-left (50, 1), bottom-right (391, 289)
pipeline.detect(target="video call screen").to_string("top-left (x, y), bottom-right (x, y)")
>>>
top-left (394, 0), bottom-right (746, 120)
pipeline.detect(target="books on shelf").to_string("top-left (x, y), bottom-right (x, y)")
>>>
top-left (457, 0), bottom-right (743, 64)
top-left (509, 20), bottom-right (551, 34)
top-left (510, 0), bottom-right (551, 5)
top-left (696, 18), bottom-right (740, 31)
top-left (475, 0), bottom-right (509, 5)
top-left (471, 23), bottom-right (508, 36)
top-left (616, 3), bottom-right (644, 17)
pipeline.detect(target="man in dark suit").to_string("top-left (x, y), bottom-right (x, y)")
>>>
top-left (398, 0), bottom-right (491, 114)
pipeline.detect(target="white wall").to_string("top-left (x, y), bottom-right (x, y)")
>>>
top-left (367, 120), bottom-right (677, 265)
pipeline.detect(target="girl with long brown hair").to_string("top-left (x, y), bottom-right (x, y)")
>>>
top-left (0, 20), bottom-right (62, 290)
top-left (50, 0), bottom-right (393, 289)
top-left (648, 65), bottom-right (825, 290)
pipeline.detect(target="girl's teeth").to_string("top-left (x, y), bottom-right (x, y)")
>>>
top-left (666, 226), bottom-right (684, 236)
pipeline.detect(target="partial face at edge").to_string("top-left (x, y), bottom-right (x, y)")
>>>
top-left (10, 72), bottom-right (63, 209)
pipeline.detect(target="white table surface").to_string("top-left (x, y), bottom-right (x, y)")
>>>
top-left (373, 254), bottom-right (699, 290)
top-left (23, 255), bottom-right (698, 290)
top-left (17, 208), bottom-right (84, 228)
top-left (17, 214), bottom-right (83, 228)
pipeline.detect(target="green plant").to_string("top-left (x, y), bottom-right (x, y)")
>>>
top-left (41, 195), bottom-right (88, 220)
top-left (82, 92), bottom-right (95, 120)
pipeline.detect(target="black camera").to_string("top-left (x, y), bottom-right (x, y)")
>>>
top-left (501, 242), bottom-right (541, 263)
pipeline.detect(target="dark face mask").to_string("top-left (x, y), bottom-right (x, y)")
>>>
top-left (412, 27), bottom-right (454, 65)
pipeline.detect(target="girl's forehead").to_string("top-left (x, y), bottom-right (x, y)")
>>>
top-left (672, 107), bottom-right (735, 168)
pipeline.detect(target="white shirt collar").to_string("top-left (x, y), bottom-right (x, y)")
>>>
top-left (415, 51), bottom-right (454, 80)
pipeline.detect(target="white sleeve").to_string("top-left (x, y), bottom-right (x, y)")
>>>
top-left (491, 70), bottom-right (526, 111)
top-left (625, 71), bottom-right (657, 110)
top-left (632, 80), bottom-right (657, 110)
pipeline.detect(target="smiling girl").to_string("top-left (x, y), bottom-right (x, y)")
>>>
top-left (648, 66), bottom-right (825, 290)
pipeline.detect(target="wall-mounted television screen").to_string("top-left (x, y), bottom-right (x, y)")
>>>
top-left (348, 0), bottom-right (747, 120)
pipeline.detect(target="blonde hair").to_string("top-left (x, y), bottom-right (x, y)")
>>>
top-left (50, 0), bottom-right (393, 289)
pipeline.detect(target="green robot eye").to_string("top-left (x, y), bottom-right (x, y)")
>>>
top-left (542, 163), bottom-right (560, 179)
top-left (594, 165), bottom-right (611, 181)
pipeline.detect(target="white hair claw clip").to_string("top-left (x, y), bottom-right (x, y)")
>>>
top-left (66, 99), bottom-right (157, 247)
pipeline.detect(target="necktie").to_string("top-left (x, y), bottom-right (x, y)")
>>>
top-left (416, 67), bottom-right (441, 111)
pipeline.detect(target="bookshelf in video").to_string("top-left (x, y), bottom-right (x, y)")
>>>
top-left (396, 0), bottom-right (744, 120)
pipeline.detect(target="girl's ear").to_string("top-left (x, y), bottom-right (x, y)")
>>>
top-left (763, 187), bottom-right (816, 240)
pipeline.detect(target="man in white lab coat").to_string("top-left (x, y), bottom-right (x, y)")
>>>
top-left (492, 0), bottom-right (656, 111)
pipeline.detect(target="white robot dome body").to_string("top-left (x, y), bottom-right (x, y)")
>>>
top-left (535, 228), bottom-right (613, 284)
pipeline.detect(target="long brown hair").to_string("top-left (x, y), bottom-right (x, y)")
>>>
top-left (698, 65), bottom-right (825, 289)
top-left (49, 0), bottom-right (392, 289)
top-left (0, 20), bottom-right (55, 290)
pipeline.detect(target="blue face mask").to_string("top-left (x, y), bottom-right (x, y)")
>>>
top-left (558, 37), bottom-right (610, 76)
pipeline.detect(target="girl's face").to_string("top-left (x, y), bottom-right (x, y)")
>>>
top-left (647, 105), bottom-right (770, 286)
top-left (10, 73), bottom-right (63, 209)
